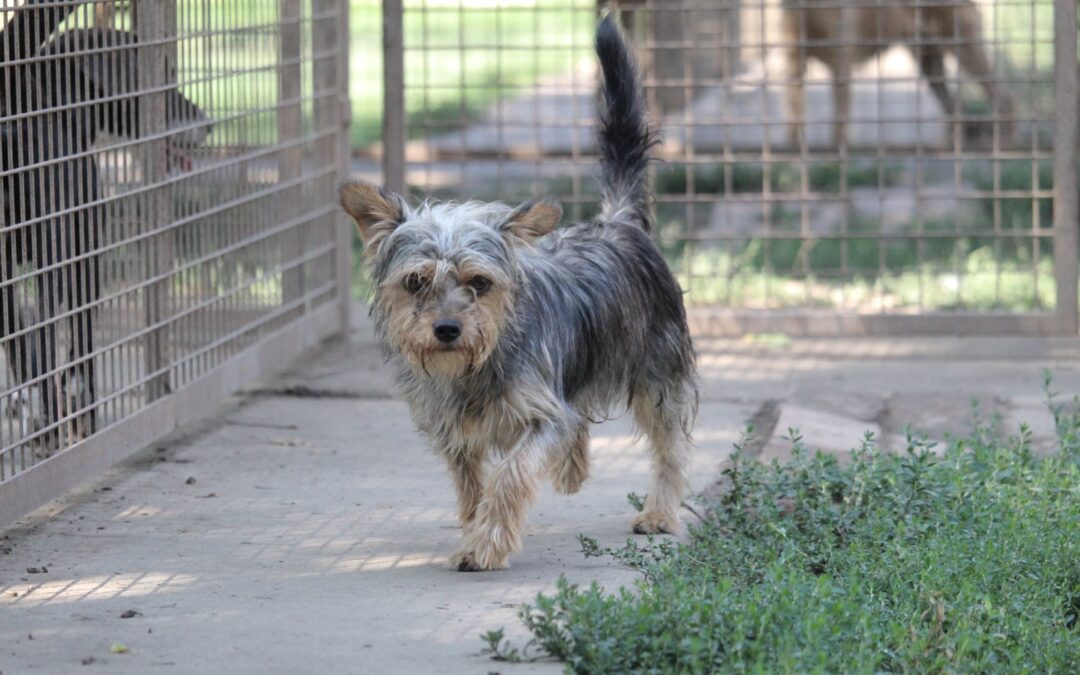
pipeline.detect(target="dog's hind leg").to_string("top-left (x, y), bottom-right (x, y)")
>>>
top-left (949, 23), bottom-right (1016, 144)
top-left (550, 423), bottom-right (589, 495)
top-left (33, 269), bottom-right (61, 446)
top-left (630, 383), bottom-right (693, 535)
top-left (831, 60), bottom-right (852, 149)
top-left (1, 277), bottom-right (32, 430)
top-left (65, 199), bottom-right (103, 437)
top-left (917, 48), bottom-right (958, 144)
top-left (1, 271), bottom-right (20, 374)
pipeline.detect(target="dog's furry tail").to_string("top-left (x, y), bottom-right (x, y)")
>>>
top-left (595, 14), bottom-right (656, 231)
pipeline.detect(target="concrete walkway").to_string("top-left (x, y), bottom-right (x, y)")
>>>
top-left (3, 306), bottom-right (1080, 673)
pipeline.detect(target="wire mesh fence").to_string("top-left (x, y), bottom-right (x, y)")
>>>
top-left (359, 0), bottom-right (1076, 335)
top-left (0, 0), bottom-right (350, 522)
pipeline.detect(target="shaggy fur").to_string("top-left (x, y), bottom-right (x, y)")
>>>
top-left (340, 15), bottom-right (697, 571)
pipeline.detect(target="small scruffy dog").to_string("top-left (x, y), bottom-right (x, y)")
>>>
top-left (340, 15), bottom-right (697, 571)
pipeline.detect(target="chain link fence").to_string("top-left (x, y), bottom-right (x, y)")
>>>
top-left (362, 0), bottom-right (1076, 335)
top-left (1, 0), bottom-right (351, 525)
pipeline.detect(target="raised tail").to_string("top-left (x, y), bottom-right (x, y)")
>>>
top-left (595, 14), bottom-right (656, 231)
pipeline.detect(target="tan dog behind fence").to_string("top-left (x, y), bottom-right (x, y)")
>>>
top-left (93, 1), bottom-right (121, 27)
top-left (781, 0), bottom-right (1016, 148)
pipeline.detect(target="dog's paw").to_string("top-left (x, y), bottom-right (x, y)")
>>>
top-left (449, 547), bottom-right (507, 572)
top-left (449, 549), bottom-right (484, 572)
top-left (631, 510), bottom-right (681, 535)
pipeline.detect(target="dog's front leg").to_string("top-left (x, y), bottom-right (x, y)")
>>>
top-left (444, 447), bottom-right (485, 527)
top-left (831, 6), bottom-right (856, 149)
top-left (452, 421), bottom-right (564, 571)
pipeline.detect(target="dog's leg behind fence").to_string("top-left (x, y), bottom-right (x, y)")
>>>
top-left (65, 207), bottom-right (101, 438)
top-left (952, 40), bottom-right (1016, 143)
top-left (1, 267), bottom-right (31, 424)
top-left (781, 7), bottom-right (807, 149)
top-left (71, 160), bottom-right (102, 436)
top-left (31, 266), bottom-right (60, 447)
top-left (917, 47), bottom-right (958, 142)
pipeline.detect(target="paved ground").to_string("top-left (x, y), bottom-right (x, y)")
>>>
top-left (421, 49), bottom-right (953, 160)
top-left (3, 305), bottom-right (1080, 674)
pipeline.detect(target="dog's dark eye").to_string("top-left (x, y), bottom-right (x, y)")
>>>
top-left (468, 276), bottom-right (492, 295)
top-left (403, 273), bottom-right (428, 294)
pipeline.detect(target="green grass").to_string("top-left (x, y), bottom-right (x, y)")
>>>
top-left (995, 0), bottom-right (1055, 73)
top-left (671, 243), bottom-right (1055, 311)
top-left (351, 233), bottom-right (1057, 311)
top-left (485, 375), bottom-right (1080, 673)
top-left (648, 158), bottom-right (1056, 311)
top-left (348, 0), bottom-right (595, 149)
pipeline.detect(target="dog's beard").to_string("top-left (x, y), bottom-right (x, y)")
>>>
top-left (416, 346), bottom-right (474, 378)
top-left (393, 323), bottom-right (498, 379)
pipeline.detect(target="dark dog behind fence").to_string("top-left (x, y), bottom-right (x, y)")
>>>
top-left (1, 0), bottom-right (210, 452)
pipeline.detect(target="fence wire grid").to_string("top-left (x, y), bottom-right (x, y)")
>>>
top-left (360, 0), bottom-right (1077, 335)
top-left (0, 0), bottom-right (350, 512)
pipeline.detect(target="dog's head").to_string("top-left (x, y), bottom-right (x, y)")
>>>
top-left (43, 28), bottom-right (212, 170)
top-left (340, 180), bottom-right (561, 378)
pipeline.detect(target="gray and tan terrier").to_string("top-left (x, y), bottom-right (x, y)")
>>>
top-left (339, 16), bottom-right (697, 571)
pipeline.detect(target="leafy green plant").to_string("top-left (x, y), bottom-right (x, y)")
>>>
top-left (487, 381), bottom-right (1080, 673)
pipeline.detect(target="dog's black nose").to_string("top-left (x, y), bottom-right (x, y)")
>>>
top-left (433, 319), bottom-right (462, 343)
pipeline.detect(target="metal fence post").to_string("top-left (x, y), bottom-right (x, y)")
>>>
top-left (383, 0), bottom-right (406, 194)
top-left (336, 0), bottom-right (353, 327)
top-left (136, 0), bottom-right (176, 401)
top-left (1054, 0), bottom-right (1078, 335)
top-left (312, 0), bottom-right (351, 328)
top-left (278, 0), bottom-right (304, 311)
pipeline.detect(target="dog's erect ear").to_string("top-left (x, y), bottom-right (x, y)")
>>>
top-left (500, 199), bottom-right (562, 244)
top-left (339, 180), bottom-right (408, 253)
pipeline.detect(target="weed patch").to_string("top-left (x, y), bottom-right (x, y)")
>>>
top-left (485, 376), bottom-right (1080, 673)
